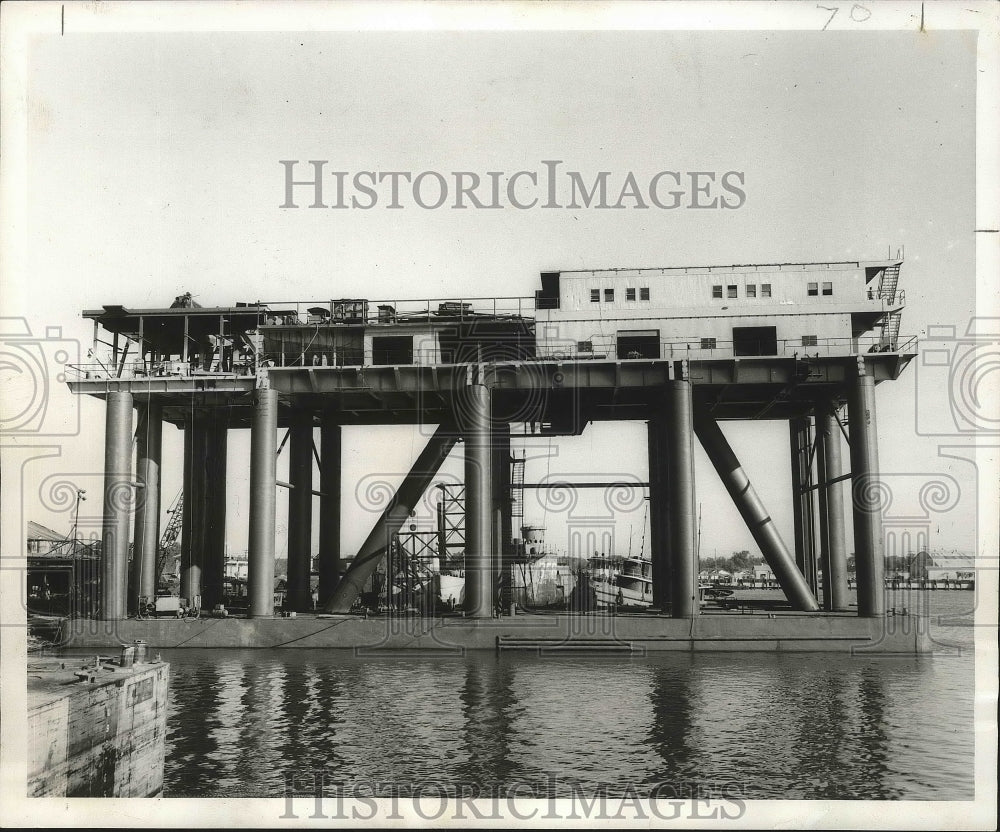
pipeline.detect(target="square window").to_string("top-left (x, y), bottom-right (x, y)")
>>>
top-left (640, 287), bottom-right (650, 301)
top-left (822, 282), bottom-right (833, 296)
top-left (761, 283), bottom-right (772, 298)
top-left (807, 282), bottom-right (819, 296)
top-left (727, 285), bottom-right (738, 298)
top-left (746, 284), bottom-right (757, 298)
top-left (712, 285), bottom-right (723, 299)
top-left (801, 335), bottom-right (818, 347)
top-left (604, 288), bottom-right (614, 302)
top-left (590, 289), bottom-right (600, 303)
top-left (701, 337), bottom-right (717, 350)
top-left (577, 340), bottom-right (593, 352)
top-left (626, 288), bottom-right (636, 301)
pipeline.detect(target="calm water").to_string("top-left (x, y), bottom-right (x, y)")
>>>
top-left (150, 591), bottom-right (975, 799)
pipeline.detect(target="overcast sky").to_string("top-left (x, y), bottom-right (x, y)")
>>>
top-left (9, 22), bottom-right (983, 560)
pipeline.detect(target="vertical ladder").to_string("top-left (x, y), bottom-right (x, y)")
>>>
top-left (510, 451), bottom-right (525, 526)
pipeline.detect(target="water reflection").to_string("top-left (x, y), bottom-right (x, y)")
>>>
top-left (150, 605), bottom-right (973, 800)
top-left (456, 656), bottom-right (516, 784)
top-left (646, 658), bottom-right (696, 786)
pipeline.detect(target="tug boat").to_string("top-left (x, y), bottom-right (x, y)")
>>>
top-left (587, 554), bottom-right (653, 609)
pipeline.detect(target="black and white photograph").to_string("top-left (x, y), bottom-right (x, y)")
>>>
top-left (1, 1), bottom-right (997, 828)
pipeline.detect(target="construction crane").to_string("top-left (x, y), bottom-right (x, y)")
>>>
top-left (155, 491), bottom-right (183, 588)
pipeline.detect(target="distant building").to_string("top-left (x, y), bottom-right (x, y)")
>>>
top-left (924, 551), bottom-right (977, 582)
top-left (26, 522), bottom-right (101, 617)
top-left (26, 521), bottom-right (66, 556)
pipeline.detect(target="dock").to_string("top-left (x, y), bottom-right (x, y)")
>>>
top-left (27, 649), bottom-right (169, 797)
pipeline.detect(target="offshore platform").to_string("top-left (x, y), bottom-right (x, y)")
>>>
top-left (67, 257), bottom-right (916, 642)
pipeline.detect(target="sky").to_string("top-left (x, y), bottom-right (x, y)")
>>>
top-left (6, 21), bottom-right (988, 563)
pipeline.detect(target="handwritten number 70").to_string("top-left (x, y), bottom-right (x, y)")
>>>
top-left (817, 4), bottom-right (872, 30)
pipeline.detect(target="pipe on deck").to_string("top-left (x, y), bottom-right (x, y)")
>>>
top-left (130, 400), bottom-right (161, 612)
top-left (324, 423), bottom-right (458, 613)
top-left (287, 410), bottom-right (313, 611)
top-left (100, 390), bottom-right (133, 620)
top-left (694, 404), bottom-right (820, 612)
top-left (849, 363), bottom-right (885, 617)
top-left (248, 387), bottom-right (278, 617)
top-left (816, 405), bottom-right (850, 611)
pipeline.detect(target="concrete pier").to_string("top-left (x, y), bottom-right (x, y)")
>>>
top-left (849, 360), bottom-right (885, 617)
top-left (100, 390), bottom-right (133, 621)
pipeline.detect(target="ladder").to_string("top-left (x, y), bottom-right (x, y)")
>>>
top-left (510, 451), bottom-right (525, 526)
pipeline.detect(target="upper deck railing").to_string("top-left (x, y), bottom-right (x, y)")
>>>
top-left (64, 334), bottom-right (918, 381)
top-left (254, 296), bottom-right (536, 326)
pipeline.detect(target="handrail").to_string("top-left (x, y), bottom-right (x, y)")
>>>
top-left (65, 334), bottom-right (919, 380)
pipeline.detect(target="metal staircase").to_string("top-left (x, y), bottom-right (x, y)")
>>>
top-left (881, 311), bottom-right (903, 349)
top-left (878, 262), bottom-right (903, 349)
top-left (878, 262), bottom-right (901, 304)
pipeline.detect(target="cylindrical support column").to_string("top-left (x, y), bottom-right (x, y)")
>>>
top-left (100, 390), bottom-right (133, 620)
top-left (646, 420), bottom-right (671, 610)
top-left (287, 410), bottom-right (314, 611)
top-left (664, 381), bottom-right (698, 617)
top-left (464, 384), bottom-right (494, 618)
top-left (694, 405), bottom-right (821, 612)
top-left (200, 411), bottom-right (228, 611)
top-left (248, 387), bottom-right (278, 617)
top-left (848, 364), bottom-right (885, 617)
top-left (181, 414), bottom-right (208, 610)
top-left (318, 412), bottom-right (342, 607)
top-left (816, 406), bottom-right (849, 611)
top-left (130, 399), bottom-right (162, 612)
top-left (789, 416), bottom-right (819, 596)
top-left (324, 424), bottom-right (458, 613)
